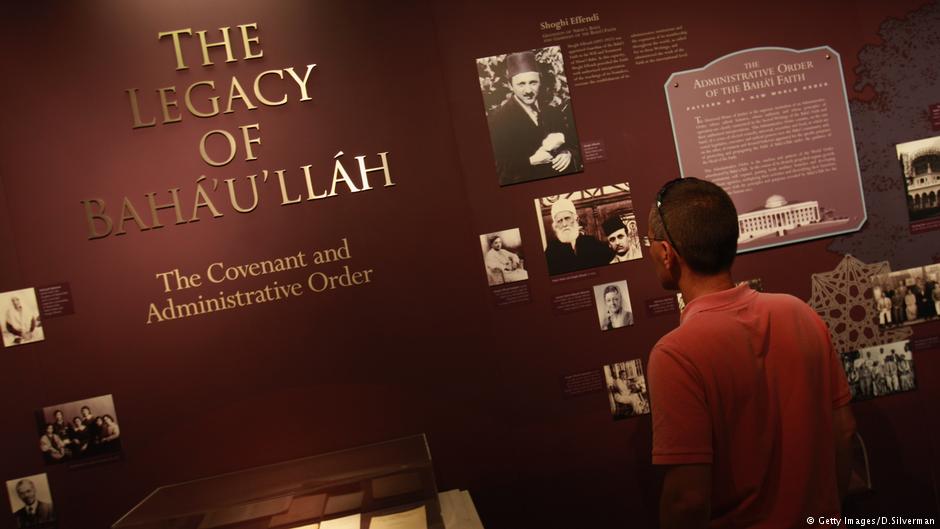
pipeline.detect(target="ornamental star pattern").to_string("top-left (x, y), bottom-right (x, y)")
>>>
top-left (807, 254), bottom-right (911, 353)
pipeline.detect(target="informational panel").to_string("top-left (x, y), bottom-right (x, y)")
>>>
top-left (665, 47), bottom-right (867, 252)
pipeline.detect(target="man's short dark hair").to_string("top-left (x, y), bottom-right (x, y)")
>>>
top-left (603, 285), bottom-right (620, 298)
top-left (650, 177), bottom-right (739, 275)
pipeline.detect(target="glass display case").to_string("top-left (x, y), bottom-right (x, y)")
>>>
top-left (113, 435), bottom-right (442, 529)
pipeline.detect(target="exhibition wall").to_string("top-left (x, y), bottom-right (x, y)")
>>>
top-left (1, 1), bottom-right (939, 527)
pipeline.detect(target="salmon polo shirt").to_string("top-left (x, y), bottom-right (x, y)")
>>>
top-left (648, 284), bottom-right (852, 527)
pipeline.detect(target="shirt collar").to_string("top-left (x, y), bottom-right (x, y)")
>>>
top-left (679, 283), bottom-right (755, 325)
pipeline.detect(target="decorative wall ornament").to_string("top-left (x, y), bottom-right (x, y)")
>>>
top-left (808, 254), bottom-right (911, 353)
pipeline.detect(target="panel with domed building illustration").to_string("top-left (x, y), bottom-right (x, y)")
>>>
top-left (664, 46), bottom-right (867, 253)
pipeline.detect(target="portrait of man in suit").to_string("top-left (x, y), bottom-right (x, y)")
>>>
top-left (6, 475), bottom-right (56, 528)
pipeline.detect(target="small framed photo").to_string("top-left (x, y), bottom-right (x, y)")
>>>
top-left (477, 45), bottom-right (584, 186)
top-left (0, 288), bottom-right (44, 348)
top-left (840, 340), bottom-right (915, 402)
top-left (602, 359), bottom-right (650, 420)
top-left (896, 135), bottom-right (940, 224)
top-left (870, 264), bottom-right (939, 328)
top-left (5, 473), bottom-right (56, 528)
top-left (592, 281), bottom-right (634, 331)
top-left (36, 394), bottom-right (122, 466)
top-left (479, 229), bottom-right (529, 286)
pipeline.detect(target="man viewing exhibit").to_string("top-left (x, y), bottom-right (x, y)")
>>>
top-left (487, 50), bottom-right (581, 185)
top-left (645, 177), bottom-right (856, 528)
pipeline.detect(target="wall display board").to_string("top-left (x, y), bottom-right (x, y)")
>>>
top-left (827, 4), bottom-right (940, 266)
top-left (665, 47), bottom-right (867, 252)
top-left (2, 1), bottom-right (940, 528)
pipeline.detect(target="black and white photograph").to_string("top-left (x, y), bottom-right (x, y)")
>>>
top-left (477, 45), bottom-right (583, 186)
top-left (534, 183), bottom-right (640, 276)
top-left (592, 281), bottom-right (634, 331)
top-left (897, 135), bottom-right (940, 223)
top-left (840, 340), bottom-right (916, 402)
top-left (602, 359), bottom-right (650, 420)
top-left (479, 229), bottom-right (529, 286)
top-left (36, 394), bottom-right (122, 465)
top-left (5, 473), bottom-right (55, 528)
top-left (0, 288), bottom-right (44, 348)
top-left (870, 264), bottom-right (939, 328)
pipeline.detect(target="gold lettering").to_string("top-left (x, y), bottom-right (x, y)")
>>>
top-left (284, 64), bottom-right (317, 101)
top-left (238, 23), bottom-right (263, 60)
top-left (184, 80), bottom-right (219, 118)
top-left (157, 28), bottom-right (193, 70)
top-left (303, 164), bottom-right (328, 200)
top-left (240, 123), bottom-right (262, 161)
top-left (224, 76), bottom-right (257, 113)
top-left (253, 70), bottom-right (288, 106)
top-left (115, 197), bottom-right (149, 236)
top-left (196, 27), bottom-right (236, 66)
top-left (199, 130), bottom-right (237, 167)
top-left (145, 189), bottom-right (186, 228)
top-left (276, 169), bottom-right (302, 205)
top-left (157, 87), bottom-right (182, 124)
top-left (81, 199), bottom-right (112, 240)
top-left (329, 155), bottom-right (360, 196)
top-left (126, 88), bottom-right (156, 129)
top-left (356, 152), bottom-right (394, 190)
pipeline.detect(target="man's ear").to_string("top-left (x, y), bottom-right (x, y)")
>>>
top-left (660, 240), bottom-right (676, 269)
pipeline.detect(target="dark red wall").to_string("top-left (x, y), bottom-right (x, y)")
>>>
top-left (0, 1), bottom-right (938, 528)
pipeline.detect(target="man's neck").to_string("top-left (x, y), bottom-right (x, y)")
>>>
top-left (678, 269), bottom-right (735, 306)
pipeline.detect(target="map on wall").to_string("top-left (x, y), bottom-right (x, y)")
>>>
top-left (665, 46), bottom-right (866, 253)
top-left (828, 1), bottom-right (940, 267)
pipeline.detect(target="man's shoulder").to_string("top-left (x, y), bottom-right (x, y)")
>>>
top-left (751, 290), bottom-right (821, 319)
top-left (489, 99), bottom-right (522, 121)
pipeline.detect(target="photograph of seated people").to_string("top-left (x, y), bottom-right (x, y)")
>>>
top-left (604, 360), bottom-right (650, 420)
top-left (871, 268), bottom-right (938, 327)
top-left (37, 400), bottom-right (121, 464)
top-left (480, 229), bottom-right (529, 286)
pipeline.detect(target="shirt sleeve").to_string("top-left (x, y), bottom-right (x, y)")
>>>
top-left (648, 343), bottom-right (713, 465)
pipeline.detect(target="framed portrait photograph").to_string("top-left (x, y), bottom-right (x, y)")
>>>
top-left (36, 394), bottom-right (122, 466)
top-left (602, 359), bottom-right (650, 420)
top-left (840, 340), bottom-right (915, 402)
top-left (870, 264), bottom-right (939, 328)
top-left (479, 228), bottom-right (529, 286)
top-left (0, 288), bottom-right (44, 348)
top-left (534, 183), bottom-right (641, 276)
top-left (5, 473), bottom-right (56, 528)
top-left (477, 45), bottom-right (583, 186)
top-left (592, 281), bottom-right (634, 331)
top-left (896, 135), bottom-right (940, 226)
